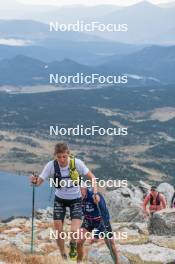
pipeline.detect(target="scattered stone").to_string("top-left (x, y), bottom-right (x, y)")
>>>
top-left (106, 187), bottom-right (143, 221)
top-left (139, 181), bottom-right (151, 195)
top-left (117, 206), bottom-right (145, 223)
top-left (4, 227), bottom-right (21, 234)
top-left (119, 243), bottom-right (175, 263)
top-left (129, 223), bottom-right (149, 235)
top-left (7, 218), bottom-right (28, 227)
top-left (35, 207), bottom-right (53, 220)
top-left (37, 228), bottom-right (51, 240)
top-left (88, 245), bottom-right (130, 264)
top-left (157, 182), bottom-right (175, 207)
top-left (148, 208), bottom-right (175, 235)
top-left (150, 235), bottom-right (175, 250)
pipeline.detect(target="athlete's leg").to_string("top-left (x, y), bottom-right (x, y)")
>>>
top-left (98, 220), bottom-right (119, 264)
top-left (104, 238), bottom-right (119, 264)
top-left (53, 197), bottom-right (66, 257)
top-left (70, 218), bottom-right (82, 240)
top-left (54, 220), bottom-right (66, 255)
top-left (77, 227), bottom-right (89, 263)
top-left (69, 198), bottom-right (82, 241)
top-left (69, 198), bottom-right (82, 259)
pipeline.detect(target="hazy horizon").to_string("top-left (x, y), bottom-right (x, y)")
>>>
top-left (0, 0), bottom-right (174, 21)
top-left (1, 0), bottom-right (175, 8)
top-left (18, 0), bottom-right (175, 6)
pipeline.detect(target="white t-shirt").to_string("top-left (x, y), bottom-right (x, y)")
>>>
top-left (39, 158), bottom-right (89, 200)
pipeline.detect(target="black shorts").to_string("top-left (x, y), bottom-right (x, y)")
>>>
top-left (81, 218), bottom-right (113, 239)
top-left (53, 196), bottom-right (82, 221)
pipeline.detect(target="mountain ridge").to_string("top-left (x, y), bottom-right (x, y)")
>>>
top-left (0, 45), bottom-right (175, 86)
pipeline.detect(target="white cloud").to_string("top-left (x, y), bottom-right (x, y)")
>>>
top-left (0, 39), bottom-right (33, 46)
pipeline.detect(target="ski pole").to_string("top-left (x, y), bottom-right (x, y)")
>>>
top-left (94, 194), bottom-right (117, 264)
top-left (31, 173), bottom-right (37, 254)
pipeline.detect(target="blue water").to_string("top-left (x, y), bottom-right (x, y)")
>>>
top-left (0, 171), bottom-right (53, 219)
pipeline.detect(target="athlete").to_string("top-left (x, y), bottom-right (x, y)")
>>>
top-left (30, 142), bottom-right (98, 260)
top-left (77, 183), bottom-right (119, 264)
top-left (143, 185), bottom-right (166, 216)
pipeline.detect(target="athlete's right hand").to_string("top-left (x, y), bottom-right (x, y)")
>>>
top-left (30, 174), bottom-right (38, 185)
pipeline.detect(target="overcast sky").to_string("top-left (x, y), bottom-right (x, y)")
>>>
top-left (1, 0), bottom-right (175, 7)
top-left (20, 0), bottom-right (175, 6)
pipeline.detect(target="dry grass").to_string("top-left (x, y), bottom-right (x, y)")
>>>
top-left (39, 243), bottom-right (57, 254)
top-left (0, 245), bottom-right (64, 264)
top-left (0, 245), bottom-right (25, 263)
top-left (0, 225), bottom-right (8, 232)
top-left (36, 222), bottom-right (53, 229)
top-left (25, 255), bottom-right (64, 264)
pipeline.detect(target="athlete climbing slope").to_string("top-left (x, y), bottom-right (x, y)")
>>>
top-left (143, 185), bottom-right (166, 216)
top-left (77, 183), bottom-right (119, 264)
top-left (30, 142), bottom-right (98, 260)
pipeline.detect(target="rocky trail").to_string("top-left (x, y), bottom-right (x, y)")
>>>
top-left (0, 181), bottom-right (175, 264)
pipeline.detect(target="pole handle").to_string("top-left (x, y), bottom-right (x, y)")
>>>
top-left (31, 172), bottom-right (38, 185)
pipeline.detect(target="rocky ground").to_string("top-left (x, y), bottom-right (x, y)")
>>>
top-left (0, 181), bottom-right (175, 264)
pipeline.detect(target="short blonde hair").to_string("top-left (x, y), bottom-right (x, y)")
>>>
top-left (54, 142), bottom-right (70, 155)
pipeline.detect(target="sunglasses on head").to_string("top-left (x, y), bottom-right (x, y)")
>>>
top-left (151, 189), bottom-right (156, 191)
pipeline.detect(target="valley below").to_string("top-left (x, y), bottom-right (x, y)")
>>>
top-left (0, 84), bottom-right (175, 186)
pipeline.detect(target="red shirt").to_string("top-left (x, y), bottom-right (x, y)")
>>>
top-left (143, 193), bottom-right (166, 212)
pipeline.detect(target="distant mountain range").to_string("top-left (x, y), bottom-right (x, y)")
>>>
top-left (0, 20), bottom-right (105, 43)
top-left (0, 3), bottom-right (120, 23)
top-left (0, 45), bottom-right (174, 86)
top-left (0, 42), bottom-right (144, 65)
top-left (0, 2), bottom-right (174, 87)
top-left (0, 19), bottom-right (146, 65)
top-left (93, 1), bottom-right (175, 44)
top-left (0, 1), bottom-right (175, 44)
top-left (102, 45), bottom-right (175, 83)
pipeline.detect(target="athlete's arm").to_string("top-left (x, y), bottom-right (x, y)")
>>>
top-left (86, 170), bottom-right (98, 194)
top-left (160, 194), bottom-right (166, 209)
top-left (143, 194), bottom-right (150, 212)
